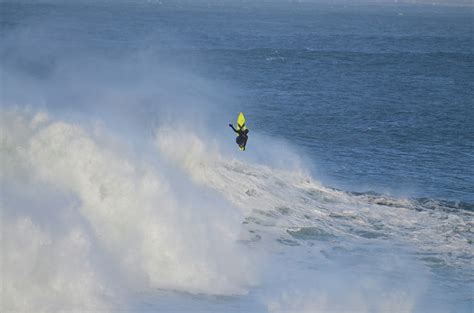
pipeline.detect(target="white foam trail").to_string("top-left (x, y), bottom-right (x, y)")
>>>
top-left (155, 125), bottom-right (474, 270)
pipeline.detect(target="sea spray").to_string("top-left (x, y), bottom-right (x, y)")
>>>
top-left (1, 109), bottom-right (258, 311)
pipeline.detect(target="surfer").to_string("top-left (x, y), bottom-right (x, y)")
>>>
top-left (229, 123), bottom-right (249, 151)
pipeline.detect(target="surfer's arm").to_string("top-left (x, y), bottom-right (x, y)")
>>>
top-left (229, 124), bottom-right (239, 133)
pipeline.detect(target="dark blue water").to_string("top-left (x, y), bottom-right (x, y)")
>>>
top-left (2, 1), bottom-right (472, 203)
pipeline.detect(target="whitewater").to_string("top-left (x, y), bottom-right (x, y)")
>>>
top-left (2, 106), bottom-right (472, 312)
top-left (1, 1), bottom-right (473, 312)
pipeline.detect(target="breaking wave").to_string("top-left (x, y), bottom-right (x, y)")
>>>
top-left (157, 126), bottom-right (473, 268)
top-left (1, 109), bottom-right (256, 312)
top-left (1, 108), bottom-right (473, 311)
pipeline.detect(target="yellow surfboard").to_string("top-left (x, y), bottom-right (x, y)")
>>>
top-left (235, 112), bottom-right (247, 151)
top-left (237, 112), bottom-right (246, 131)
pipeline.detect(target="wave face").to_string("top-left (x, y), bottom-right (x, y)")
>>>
top-left (2, 108), bottom-right (473, 312)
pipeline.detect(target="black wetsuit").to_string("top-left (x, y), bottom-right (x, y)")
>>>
top-left (229, 124), bottom-right (249, 150)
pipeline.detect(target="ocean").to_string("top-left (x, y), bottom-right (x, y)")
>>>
top-left (1, 1), bottom-right (473, 312)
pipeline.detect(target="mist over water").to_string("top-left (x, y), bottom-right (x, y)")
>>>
top-left (1, 1), bottom-right (473, 312)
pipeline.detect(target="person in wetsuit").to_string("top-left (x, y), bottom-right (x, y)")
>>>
top-left (229, 123), bottom-right (249, 150)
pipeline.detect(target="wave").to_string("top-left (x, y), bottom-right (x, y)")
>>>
top-left (156, 122), bottom-right (474, 286)
top-left (2, 108), bottom-right (472, 311)
top-left (0, 108), bottom-right (257, 312)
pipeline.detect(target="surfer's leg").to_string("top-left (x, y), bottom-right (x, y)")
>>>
top-left (236, 135), bottom-right (244, 146)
